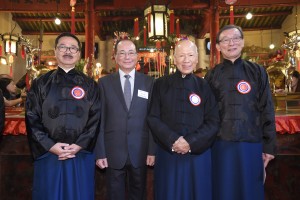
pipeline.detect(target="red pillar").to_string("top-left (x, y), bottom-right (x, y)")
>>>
top-left (209, 0), bottom-right (220, 68)
top-left (84, 0), bottom-right (95, 77)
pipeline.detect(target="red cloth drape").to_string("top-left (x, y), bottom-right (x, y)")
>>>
top-left (3, 117), bottom-right (26, 135)
top-left (276, 115), bottom-right (300, 134)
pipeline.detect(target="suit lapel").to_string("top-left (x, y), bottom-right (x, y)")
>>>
top-left (111, 72), bottom-right (128, 111)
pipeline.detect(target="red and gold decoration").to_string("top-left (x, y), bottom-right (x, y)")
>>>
top-left (225, 0), bottom-right (237, 25)
top-left (134, 18), bottom-right (139, 38)
top-left (70, 0), bottom-right (77, 34)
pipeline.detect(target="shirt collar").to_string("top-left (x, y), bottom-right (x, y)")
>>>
top-left (119, 69), bottom-right (135, 80)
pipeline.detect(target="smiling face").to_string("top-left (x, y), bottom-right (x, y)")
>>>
top-left (54, 36), bottom-right (81, 70)
top-left (216, 28), bottom-right (244, 63)
top-left (174, 40), bottom-right (198, 75)
top-left (115, 40), bottom-right (138, 74)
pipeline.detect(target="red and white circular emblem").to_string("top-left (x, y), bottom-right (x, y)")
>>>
top-left (71, 86), bottom-right (85, 99)
top-left (236, 80), bottom-right (251, 94)
top-left (189, 93), bottom-right (201, 106)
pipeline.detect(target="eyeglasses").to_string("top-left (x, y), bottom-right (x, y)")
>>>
top-left (57, 46), bottom-right (80, 54)
top-left (219, 36), bottom-right (242, 44)
top-left (116, 51), bottom-right (137, 58)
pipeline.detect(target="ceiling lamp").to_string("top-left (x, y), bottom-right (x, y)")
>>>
top-left (54, 0), bottom-right (61, 25)
top-left (54, 17), bottom-right (61, 25)
top-left (144, 4), bottom-right (169, 40)
top-left (246, 12), bottom-right (253, 20)
top-left (1, 33), bottom-right (19, 55)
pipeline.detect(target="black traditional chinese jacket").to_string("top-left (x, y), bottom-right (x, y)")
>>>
top-left (26, 67), bottom-right (101, 159)
top-left (205, 57), bottom-right (277, 155)
top-left (147, 70), bottom-right (220, 154)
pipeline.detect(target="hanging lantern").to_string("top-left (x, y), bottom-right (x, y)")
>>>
top-left (144, 4), bottom-right (169, 41)
top-left (70, 0), bottom-right (77, 34)
top-left (225, 0), bottom-right (237, 25)
top-left (2, 33), bottom-right (19, 55)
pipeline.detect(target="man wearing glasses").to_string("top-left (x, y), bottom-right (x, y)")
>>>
top-left (205, 25), bottom-right (277, 200)
top-left (26, 32), bottom-right (101, 200)
top-left (94, 39), bottom-right (155, 200)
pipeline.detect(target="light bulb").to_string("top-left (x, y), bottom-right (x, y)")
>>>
top-left (55, 17), bottom-right (61, 25)
top-left (246, 12), bottom-right (253, 20)
top-left (269, 43), bottom-right (275, 49)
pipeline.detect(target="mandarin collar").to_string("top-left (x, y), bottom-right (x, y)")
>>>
top-left (57, 66), bottom-right (77, 74)
top-left (175, 69), bottom-right (192, 79)
top-left (223, 57), bottom-right (242, 66)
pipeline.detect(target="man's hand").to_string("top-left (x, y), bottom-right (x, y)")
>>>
top-left (172, 136), bottom-right (190, 154)
top-left (146, 155), bottom-right (155, 166)
top-left (49, 143), bottom-right (82, 160)
top-left (262, 153), bottom-right (275, 168)
top-left (96, 158), bottom-right (108, 169)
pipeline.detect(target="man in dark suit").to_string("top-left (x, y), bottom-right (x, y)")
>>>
top-left (0, 89), bottom-right (5, 142)
top-left (94, 39), bottom-right (155, 200)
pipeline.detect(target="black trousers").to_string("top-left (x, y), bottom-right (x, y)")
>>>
top-left (106, 157), bottom-right (147, 200)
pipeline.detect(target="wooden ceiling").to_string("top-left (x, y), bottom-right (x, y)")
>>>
top-left (0, 0), bottom-right (298, 40)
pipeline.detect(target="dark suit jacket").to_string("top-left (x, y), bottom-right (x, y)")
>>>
top-left (0, 89), bottom-right (4, 142)
top-left (94, 71), bottom-right (155, 169)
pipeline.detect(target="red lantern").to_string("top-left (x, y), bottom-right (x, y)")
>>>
top-left (70, 0), bottom-right (76, 7)
top-left (169, 10), bottom-right (174, 34)
top-left (176, 19), bottom-right (180, 38)
top-left (143, 26), bottom-right (147, 46)
top-left (225, 0), bottom-right (237, 24)
top-left (134, 18), bottom-right (139, 38)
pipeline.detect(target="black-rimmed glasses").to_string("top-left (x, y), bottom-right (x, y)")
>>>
top-left (219, 37), bottom-right (242, 45)
top-left (57, 46), bottom-right (80, 54)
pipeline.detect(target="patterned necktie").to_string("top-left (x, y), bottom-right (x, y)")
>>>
top-left (124, 75), bottom-right (131, 109)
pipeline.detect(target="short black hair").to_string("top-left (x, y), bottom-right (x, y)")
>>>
top-left (292, 70), bottom-right (300, 79)
top-left (55, 32), bottom-right (81, 50)
top-left (114, 39), bottom-right (137, 55)
top-left (216, 25), bottom-right (244, 44)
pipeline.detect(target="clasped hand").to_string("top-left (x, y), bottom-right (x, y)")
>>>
top-left (172, 136), bottom-right (190, 154)
top-left (49, 143), bottom-right (82, 160)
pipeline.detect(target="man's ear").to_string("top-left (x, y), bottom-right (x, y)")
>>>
top-left (216, 43), bottom-right (221, 51)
